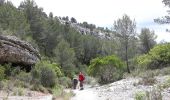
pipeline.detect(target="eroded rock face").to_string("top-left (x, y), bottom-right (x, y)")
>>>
top-left (0, 35), bottom-right (40, 66)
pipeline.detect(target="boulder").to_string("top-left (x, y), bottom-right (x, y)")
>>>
top-left (0, 35), bottom-right (40, 66)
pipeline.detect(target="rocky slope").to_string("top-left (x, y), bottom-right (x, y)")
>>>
top-left (58, 18), bottom-right (114, 39)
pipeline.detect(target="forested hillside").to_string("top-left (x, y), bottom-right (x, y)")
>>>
top-left (0, 0), bottom-right (170, 99)
top-left (0, 0), bottom-right (158, 74)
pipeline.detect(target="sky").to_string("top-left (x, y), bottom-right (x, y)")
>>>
top-left (9, 0), bottom-right (170, 42)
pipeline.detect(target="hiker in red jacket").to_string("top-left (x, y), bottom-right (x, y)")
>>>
top-left (79, 72), bottom-right (85, 90)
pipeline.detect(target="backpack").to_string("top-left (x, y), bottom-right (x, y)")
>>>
top-left (82, 75), bottom-right (85, 81)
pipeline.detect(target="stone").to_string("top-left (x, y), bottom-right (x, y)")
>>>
top-left (0, 35), bottom-right (40, 66)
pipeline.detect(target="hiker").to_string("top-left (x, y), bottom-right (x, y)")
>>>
top-left (73, 75), bottom-right (78, 89)
top-left (79, 72), bottom-right (85, 90)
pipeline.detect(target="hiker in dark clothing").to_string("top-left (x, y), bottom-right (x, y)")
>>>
top-left (79, 72), bottom-right (85, 90)
top-left (73, 76), bottom-right (78, 89)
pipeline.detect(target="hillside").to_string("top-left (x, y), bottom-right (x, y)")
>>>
top-left (0, 0), bottom-right (170, 100)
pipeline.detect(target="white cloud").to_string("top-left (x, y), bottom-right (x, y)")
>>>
top-left (9, 0), bottom-right (170, 42)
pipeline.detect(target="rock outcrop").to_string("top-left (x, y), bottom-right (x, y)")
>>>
top-left (0, 35), bottom-right (40, 66)
top-left (58, 18), bottom-right (113, 39)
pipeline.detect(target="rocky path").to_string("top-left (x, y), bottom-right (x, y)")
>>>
top-left (71, 85), bottom-right (98, 100)
top-left (71, 76), bottom-right (170, 100)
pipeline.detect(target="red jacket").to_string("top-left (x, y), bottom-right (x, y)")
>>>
top-left (79, 74), bottom-right (85, 81)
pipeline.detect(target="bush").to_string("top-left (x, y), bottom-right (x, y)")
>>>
top-left (88, 55), bottom-right (125, 84)
top-left (138, 71), bottom-right (157, 86)
top-left (13, 79), bottom-right (28, 88)
top-left (0, 65), bottom-right (5, 81)
top-left (135, 91), bottom-right (147, 100)
top-left (85, 76), bottom-right (98, 87)
top-left (13, 87), bottom-right (25, 96)
top-left (0, 64), bottom-right (21, 78)
top-left (0, 81), bottom-right (5, 90)
top-left (31, 68), bottom-right (40, 82)
top-left (76, 63), bottom-right (87, 74)
top-left (149, 89), bottom-right (162, 100)
top-left (159, 67), bottom-right (170, 75)
top-left (58, 77), bottom-right (72, 88)
top-left (40, 66), bottom-right (56, 87)
top-left (10, 70), bottom-right (32, 89)
top-left (137, 43), bottom-right (170, 69)
top-left (3, 63), bottom-right (12, 77)
top-left (16, 71), bottom-right (32, 84)
top-left (52, 84), bottom-right (64, 97)
top-left (35, 60), bottom-right (63, 77)
top-left (159, 77), bottom-right (170, 89)
top-left (31, 60), bottom-right (62, 88)
top-left (11, 67), bottom-right (21, 77)
top-left (62, 63), bottom-right (76, 79)
top-left (31, 84), bottom-right (47, 93)
top-left (52, 85), bottom-right (74, 99)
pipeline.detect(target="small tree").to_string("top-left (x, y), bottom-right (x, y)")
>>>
top-left (139, 28), bottom-right (157, 54)
top-left (88, 55), bottom-right (125, 84)
top-left (54, 39), bottom-right (76, 76)
top-left (70, 17), bottom-right (77, 23)
top-left (114, 14), bottom-right (136, 73)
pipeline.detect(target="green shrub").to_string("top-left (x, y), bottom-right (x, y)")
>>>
top-left (31, 66), bottom-right (57, 88)
top-left (11, 67), bottom-right (21, 77)
top-left (31, 84), bottom-right (47, 93)
top-left (0, 65), bottom-right (5, 81)
top-left (63, 91), bottom-right (74, 100)
top-left (136, 54), bottom-right (151, 69)
top-left (77, 63), bottom-right (87, 74)
top-left (150, 89), bottom-right (162, 100)
top-left (52, 84), bottom-right (64, 97)
top-left (85, 76), bottom-right (98, 86)
top-left (58, 77), bottom-right (72, 88)
top-left (35, 61), bottom-right (63, 77)
top-left (0, 64), bottom-right (21, 79)
top-left (40, 66), bottom-right (57, 88)
top-left (31, 60), bottom-right (61, 88)
top-left (138, 71), bottom-right (156, 86)
top-left (31, 68), bottom-right (40, 83)
top-left (52, 85), bottom-right (74, 99)
top-left (137, 43), bottom-right (170, 69)
top-left (159, 67), bottom-right (170, 75)
top-left (159, 77), bottom-right (170, 89)
top-left (88, 55), bottom-right (125, 84)
top-left (0, 80), bottom-right (6, 90)
top-left (145, 88), bottom-right (162, 100)
top-left (16, 71), bottom-right (32, 83)
top-left (3, 63), bottom-right (12, 77)
top-left (135, 91), bottom-right (146, 100)
top-left (62, 63), bottom-right (76, 79)
top-left (13, 87), bottom-right (24, 96)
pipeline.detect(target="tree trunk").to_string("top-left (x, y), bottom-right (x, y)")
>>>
top-left (125, 42), bottom-right (130, 73)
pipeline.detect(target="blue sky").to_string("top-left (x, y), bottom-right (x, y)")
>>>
top-left (9, 0), bottom-right (170, 42)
